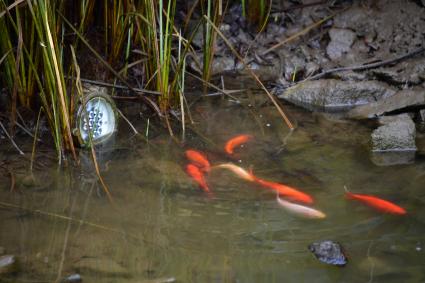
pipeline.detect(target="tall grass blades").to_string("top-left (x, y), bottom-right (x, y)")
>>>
top-left (0, 0), bottom-right (249, 159)
top-left (201, 0), bottom-right (224, 91)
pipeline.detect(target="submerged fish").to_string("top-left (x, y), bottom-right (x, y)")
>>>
top-left (224, 134), bottom-right (253, 155)
top-left (254, 177), bottom-right (314, 204)
top-left (276, 195), bottom-right (326, 219)
top-left (185, 149), bottom-right (211, 173)
top-left (185, 164), bottom-right (211, 193)
top-left (345, 192), bottom-right (406, 215)
top-left (213, 163), bottom-right (255, 182)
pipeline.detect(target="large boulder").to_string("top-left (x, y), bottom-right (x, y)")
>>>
top-left (277, 79), bottom-right (396, 112)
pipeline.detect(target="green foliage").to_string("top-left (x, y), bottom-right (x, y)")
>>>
top-left (0, 0), bottom-right (252, 159)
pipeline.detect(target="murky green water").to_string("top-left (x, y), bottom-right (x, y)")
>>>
top-left (1, 93), bottom-right (425, 282)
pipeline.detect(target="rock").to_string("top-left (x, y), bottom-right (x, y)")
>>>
top-left (308, 240), bottom-right (347, 266)
top-left (420, 109), bottom-right (425, 122)
top-left (62, 273), bottom-right (82, 283)
top-left (371, 58), bottom-right (425, 85)
top-left (278, 79), bottom-right (396, 112)
top-left (326, 28), bottom-right (357, 61)
top-left (370, 114), bottom-right (417, 166)
top-left (370, 150), bottom-right (416, 166)
top-left (333, 6), bottom-right (371, 36)
top-left (0, 255), bottom-right (19, 275)
top-left (372, 114), bottom-right (417, 151)
top-left (348, 89), bottom-right (425, 119)
top-left (189, 53), bottom-right (236, 75)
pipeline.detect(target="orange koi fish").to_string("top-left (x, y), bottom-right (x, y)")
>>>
top-left (224, 134), bottom-right (253, 155)
top-left (254, 177), bottom-right (314, 205)
top-left (277, 195), bottom-right (326, 219)
top-left (345, 192), bottom-right (406, 215)
top-left (213, 163), bottom-right (256, 182)
top-left (185, 149), bottom-right (211, 173)
top-left (185, 164), bottom-right (211, 193)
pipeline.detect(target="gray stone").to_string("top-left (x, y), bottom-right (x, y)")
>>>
top-left (333, 6), bottom-right (371, 35)
top-left (278, 79), bottom-right (396, 112)
top-left (371, 58), bottom-right (425, 86)
top-left (309, 240), bottom-right (347, 266)
top-left (420, 109), bottom-right (425, 122)
top-left (189, 54), bottom-right (236, 75)
top-left (371, 114), bottom-right (417, 151)
top-left (0, 255), bottom-right (19, 275)
top-left (348, 89), bottom-right (425, 119)
top-left (370, 150), bottom-right (416, 166)
top-left (326, 28), bottom-right (356, 61)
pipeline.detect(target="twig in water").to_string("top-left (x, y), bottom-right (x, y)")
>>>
top-left (55, 196), bottom-right (76, 283)
top-left (0, 120), bottom-right (24, 155)
top-left (0, 201), bottom-right (135, 238)
top-left (30, 108), bottom-right (43, 172)
top-left (145, 118), bottom-right (150, 138)
top-left (116, 108), bottom-right (139, 135)
top-left (367, 241), bottom-right (375, 283)
top-left (8, 168), bottom-right (15, 192)
top-left (305, 46), bottom-right (425, 81)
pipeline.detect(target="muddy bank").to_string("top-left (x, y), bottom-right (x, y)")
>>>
top-left (189, 0), bottom-right (425, 164)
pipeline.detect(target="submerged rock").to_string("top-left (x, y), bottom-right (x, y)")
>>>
top-left (0, 255), bottom-right (19, 275)
top-left (308, 240), bottom-right (347, 266)
top-left (371, 114), bottom-right (417, 151)
top-left (278, 79), bottom-right (395, 112)
top-left (62, 273), bottom-right (82, 283)
top-left (348, 89), bottom-right (425, 119)
top-left (370, 114), bottom-right (417, 166)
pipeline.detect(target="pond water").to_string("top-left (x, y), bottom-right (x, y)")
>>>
top-left (1, 91), bottom-right (425, 282)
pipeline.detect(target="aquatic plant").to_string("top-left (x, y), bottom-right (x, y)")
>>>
top-left (0, 0), bottom-right (284, 161)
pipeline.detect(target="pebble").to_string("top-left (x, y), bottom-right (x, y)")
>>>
top-left (308, 240), bottom-right (347, 266)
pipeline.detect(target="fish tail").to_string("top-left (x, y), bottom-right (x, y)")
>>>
top-left (345, 191), bottom-right (355, 200)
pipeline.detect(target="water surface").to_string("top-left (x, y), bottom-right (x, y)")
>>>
top-left (1, 93), bottom-right (425, 282)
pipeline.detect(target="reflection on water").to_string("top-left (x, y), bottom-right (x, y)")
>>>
top-left (1, 95), bottom-right (425, 282)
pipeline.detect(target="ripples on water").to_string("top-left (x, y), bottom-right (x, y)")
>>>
top-left (1, 95), bottom-right (425, 282)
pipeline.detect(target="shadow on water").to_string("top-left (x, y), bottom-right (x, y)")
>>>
top-left (1, 91), bottom-right (425, 282)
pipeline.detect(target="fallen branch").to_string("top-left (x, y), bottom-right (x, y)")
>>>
top-left (306, 46), bottom-right (425, 81)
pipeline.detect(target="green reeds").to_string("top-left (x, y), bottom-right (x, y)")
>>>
top-left (201, 0), bottom-right (223, 90)
top-left (0, 0), bottom-right (233, 159)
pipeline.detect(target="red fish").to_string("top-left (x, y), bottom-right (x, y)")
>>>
top-left (185, 150), bottom-right (211, 173)
top-left (346, 192), bottom-right (406, 215)
top-left (185, 164), bottom-right (211, 193)
top-left (224, 134), bottom-right (253, 155)
top-left (254, 177), bottom-right (314, 205)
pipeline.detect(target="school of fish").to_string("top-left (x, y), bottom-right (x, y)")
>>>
top-left (184, 134), bottom-right (407, 219)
